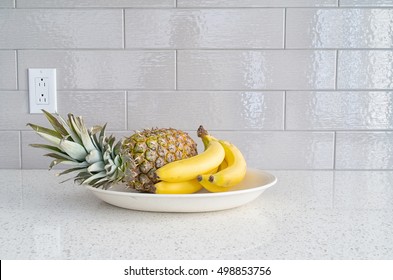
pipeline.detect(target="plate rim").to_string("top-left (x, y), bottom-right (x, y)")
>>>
top-left (85, 168), bottom-right (277, 198)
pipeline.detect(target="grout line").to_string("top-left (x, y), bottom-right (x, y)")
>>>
top-left (283, 8), bottom-right (287, 49)
top-left (21, 89), bottom-right (393, 93)
top-left (7, 48), bottom-right (393, 51)
top-left (335, 50), bottom-right (339, 90)
top-left (7, 7), bottom-right (393, 9)
top-left (283, 91), bottom-right (287, 130)
top-left (122, 9), bottom-right (126, 49)
top-left (15, 50), bottom-right (19, 90)
top-left (333, 131), bottom-right (337, 170)
top-left (124, 90), bottom-right (128, 130)
top-left (19, 130), bottom-right (23, 169)
top-left (175, 50), bottom-right (178, 90)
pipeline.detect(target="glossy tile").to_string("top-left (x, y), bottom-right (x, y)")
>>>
top-left (58, 91), bottom-right (127, 130)
top-left (287, 9), bottom-right (393, 48)
top-left (337, 50), bottom-right (393, 89)
top-left (177, 0), bottom-right (337, 7)
top-left (286, 91), bottom-right (393, 130)
top-left (209, 131), bottom-right (335, 169)
top-left (0, 9), bottom-right (123, 49)
top-left (178, 50), bottom-right (336, 90)
top-left (127, 91), bottom-right (284, 130)
top-left (17, 0), bottom-right (175, 7)
top-left (22, 131), bottom-right (58, 169)
top-left (336, 132), bottom-right (393, 169)
top-left (0, 91), bottom-right (46, 130)
top-left (0, 131), bottom-right (20, 168)
top-left (340, 0), bottom-right (393, 6)
top-left (334, 171), bottom-right (393, 210)
top-left (0, 91), bottom-right (126, 130)
top-left (0, 51), bottom-right (16, 90)
top-left (125, 9), bottom-right (284, 49)
top-left (23, 131), bottom-right (334, 170)
top-left (0, 0), bottom-right (14, 7)
top-left (18, 50), bottom-right (175, 90)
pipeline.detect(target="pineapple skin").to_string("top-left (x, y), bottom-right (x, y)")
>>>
top-left (121, 128), bottom-right (198, 193)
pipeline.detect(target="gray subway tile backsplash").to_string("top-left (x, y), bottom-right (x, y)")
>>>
top-left (286, 91), bottom-right (393, 130)
top-left (337, 50), bottom-right (393, 90)
top-left (16, 0), bottom-right (175, 8)
top-left (336, 132), bottom-right (393, 169)
top-left (0, 9), bottom-right (123, 49)
top-left (340, 0), bottom-right (393, 6)
top-left (0, 51), bottom-right (16, 90)
top-left (0, 0), bottom-right (14, 8)
top-left (0, 131), bottom-right (20, 169)
top-left (177, 0), bottom-right (338, 7)
top-left (212, 131), bottom-right (335, 170)
top-left (287, 8), bottom-right (393, 49)
top-left (18, 50), bottom-right (176, 90)
top-left (0, 3), bottom-right (392, 169)
top-left (127, 91), bottom-right (284, 130)
top-left (125, 9), bottom-right (284, 49)
top-left (177, 50), bottom-right (336, 90)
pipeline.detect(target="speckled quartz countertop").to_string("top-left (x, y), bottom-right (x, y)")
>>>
top-left (0, 169), bottom-right (392, 260)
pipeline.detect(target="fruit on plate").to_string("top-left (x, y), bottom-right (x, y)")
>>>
top-left (156, 126), bottom-right (247, 193)
top-left (27, 110), bottom-right (198, 193)
top-left (27, 111), bottom-right (248, 194)
top-left (154, 179), bottom-right (203, 195)
top-left (197, 132), bottom-right (247, 192)
top-left (155, 126), bottom-right (225, 182)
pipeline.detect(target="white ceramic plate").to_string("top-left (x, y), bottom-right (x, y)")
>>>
top-left (86, 168), bottom-right (277, 213)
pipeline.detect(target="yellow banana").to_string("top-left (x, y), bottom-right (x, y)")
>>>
top-left (200, 140), bottom-right (247, 189)
top-left (155, 166), bottom-right (218, 194)
top-left (154, 179), bottom-right (202, 194)
top-left (218, 159), bottom-right (228, 171)
top-left (155, 132), bottom-right (225, 183)
top-left (197, 174), bottom-right (232, 193)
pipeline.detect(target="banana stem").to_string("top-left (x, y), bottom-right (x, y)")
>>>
top-left (197, 125), bottom-right (208, 138)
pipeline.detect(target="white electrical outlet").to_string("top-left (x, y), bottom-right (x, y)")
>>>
top-left (29, 68), bottom-right (57, 114)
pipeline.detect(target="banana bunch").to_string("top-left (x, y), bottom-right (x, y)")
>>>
top-left (153, 126), bottom-right (247, 194)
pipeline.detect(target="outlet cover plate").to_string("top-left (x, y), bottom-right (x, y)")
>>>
top-left (28, 68), bottom-right (57, 114)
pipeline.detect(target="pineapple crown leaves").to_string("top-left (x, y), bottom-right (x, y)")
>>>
top-left (27, 110), bottom-right (129, 189)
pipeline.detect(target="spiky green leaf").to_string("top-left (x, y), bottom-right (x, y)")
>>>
top-left (57, 114), bottom-right (83, 145)
top-left (30, 143), bottom-right (64, 154)
top-left (82, 171), bottom-right (106, 185)
top-left (36, 131), bottom-right (62, 147)
top-left (42, 110), bottom-right (69, 136)
top-left (59, 139), bottom-right (87, 161)
top-left (85, 149), bottom-right (102, 164)
top-left (80, 126), bottom-right (97, 153)
top-left (56, 167), bottom-right (88, 177)
top-left (27, 123), bottom-right (62, 139)
top-left (44, 152), bottom-right (75, 162)
top-left (87, 161), bottom-right (105, 173)
top-left (68, 114), bottom-right (83, 139)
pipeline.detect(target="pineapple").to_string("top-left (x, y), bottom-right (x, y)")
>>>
top-left (27, 111), bottom-right (198, 193)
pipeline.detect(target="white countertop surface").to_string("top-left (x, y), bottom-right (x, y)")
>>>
top-left (1, 169), bottom-right (392, 260)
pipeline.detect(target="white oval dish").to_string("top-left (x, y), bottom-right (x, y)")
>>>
top-left (86, 168), bottom-right (277, 213)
